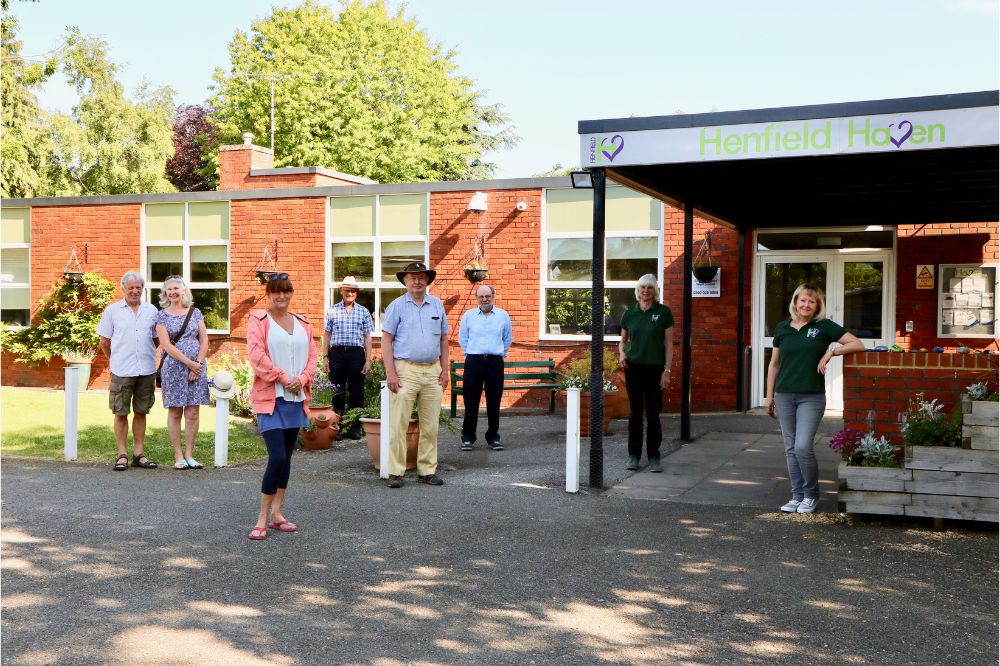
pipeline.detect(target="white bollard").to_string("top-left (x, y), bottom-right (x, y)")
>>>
top-left (379, 381), bottom-right (391, 479)
top-left (64, 366), bottom-right (79, 461)
top-left (214, 398), bottom-right (229, 467)
top-left (565, 387), bottom-right (581, 493)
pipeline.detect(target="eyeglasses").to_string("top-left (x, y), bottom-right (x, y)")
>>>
top-left (267, 273), bottom-right (290, 281)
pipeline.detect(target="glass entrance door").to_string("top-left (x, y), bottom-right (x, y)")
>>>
top-left (753, 251), bottom-right (893, 411)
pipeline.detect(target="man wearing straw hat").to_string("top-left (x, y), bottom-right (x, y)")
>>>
top-left (323, 276), bottom-right (374, 440)
top-left (381, 262), bottom-right (449, 488)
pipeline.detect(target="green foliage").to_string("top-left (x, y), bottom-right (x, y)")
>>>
top-left (901, 394), bottom-right (962, 448)
top-left (2, 271), bottom-right (115, 364)
top-left (0, 15), bottom-right (57, 197)
top-left (853, 432), bottom-right (901, 468)
top-left (208, 0), bottom-right (517, 183)
top-left (556, 348), bottom-right (620, 392)
top-left (1, 21), bottom-right (176, 197)
top-left (207, 353), bottom-right (254, 417)
top-left (966, 382), bottom-right (999, 402)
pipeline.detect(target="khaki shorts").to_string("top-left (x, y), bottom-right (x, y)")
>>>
top-left (109, 373), bottom-right (156, 416)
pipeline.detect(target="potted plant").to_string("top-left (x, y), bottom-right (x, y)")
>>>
top-left (464, 260), bottom-right (488, 283)
top-left (962, 381), bottom-right (999, 451)
top-left (692, 230), bottom-right (719, 283)
top-left (300, 366), bottom-right (340, 450)
top-left (901, 394), bottom-right (962, 448)
top-left (1, 271), bottom-right (114, 391)
top-left (556, 348), bottom-right (628, 436)
top-left (340, 360), bottom-right (458, 469)
top-left (834, 429), bottom-right (908, 513)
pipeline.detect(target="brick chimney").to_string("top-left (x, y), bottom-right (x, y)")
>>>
top-left (218, 133), bottom-right (274, 191)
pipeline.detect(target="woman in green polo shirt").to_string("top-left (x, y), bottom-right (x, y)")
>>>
top-left (619, 274), bottom-right (674, 473)
top-left (764, 283), bottom-right (864, 514)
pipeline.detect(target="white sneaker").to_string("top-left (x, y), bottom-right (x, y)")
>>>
top-left (780, 499), bottom-right (801, 513)
top-left (797, 498), bottom-right (818, 513)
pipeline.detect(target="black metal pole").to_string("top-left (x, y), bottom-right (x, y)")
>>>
top-left (736, 227), bottom-right (746, 412)
top-left (681, 204), bottom-right (693, 441)
top-left (589, 168), bottom-right (606, 489)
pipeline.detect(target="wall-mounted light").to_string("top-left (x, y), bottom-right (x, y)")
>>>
top-left (570, 171), bottom-right (594, 189)
top-left (515, 201), bottom-right (527, 212)
top-left (467, 192), bottom-right (488, 211)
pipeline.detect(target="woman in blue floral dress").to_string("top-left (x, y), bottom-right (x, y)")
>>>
top-left (155, 276), bottom-right (210, 469)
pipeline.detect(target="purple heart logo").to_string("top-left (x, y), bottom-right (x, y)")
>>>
top-left (601, 135), bottom-right (624, 162)
top-left (890, 120), bottom-right (913, 148)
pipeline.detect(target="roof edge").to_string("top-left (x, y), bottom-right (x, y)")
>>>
top-left (578, 90), bottom-right (1000, 134)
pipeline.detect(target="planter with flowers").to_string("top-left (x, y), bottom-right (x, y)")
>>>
top-left (556, 349), bottom-right (628, 437)
top-left (300, 367), bottom-right (340, 450)
top-left (836, 394), bottom-right (998, 522)
top-left (961, 381), bottom-right (999, 451)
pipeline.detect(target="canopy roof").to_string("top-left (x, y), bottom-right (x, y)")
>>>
top-left (579, 91), bottom-right (999, 228)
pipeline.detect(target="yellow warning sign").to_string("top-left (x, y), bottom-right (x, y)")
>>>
top-left (916, 264), bottom-right (934, 290)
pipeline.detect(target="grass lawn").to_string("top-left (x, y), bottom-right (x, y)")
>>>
top-left (1, 387), bottom-right (266, 465)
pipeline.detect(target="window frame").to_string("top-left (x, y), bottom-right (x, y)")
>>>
top-left (326, 193), bottom-right (430, 336)
top-left (141, 202), bottom-right (231, 334)
top-left (937, 263), bottom-right (998, 339)
top-left (539, 187), bottom-right (664, 341)
top-left (0, 207), bottom-right (31, 329)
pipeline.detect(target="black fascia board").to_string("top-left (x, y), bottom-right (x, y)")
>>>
top-left (578, 90), bottom-right (999, 134)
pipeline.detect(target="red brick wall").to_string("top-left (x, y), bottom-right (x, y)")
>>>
top-left (844, 351), bottom-right (998, 443)
top-left (3, 203), bottom-right (143, 389)
top-left (895, 222), bottom-right (998, 350)
top-left (218, 145), bottom-right (274, 191)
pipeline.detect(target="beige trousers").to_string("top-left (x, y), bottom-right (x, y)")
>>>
top-left (389, 359), bottom-right (442, 476)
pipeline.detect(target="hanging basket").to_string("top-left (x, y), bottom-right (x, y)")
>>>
top-left (465, 268), bottom-right (488, 283)
top-left (693, 266), bottom-right (719, 283)
top-left (62, 272), bottom-right (85, 285)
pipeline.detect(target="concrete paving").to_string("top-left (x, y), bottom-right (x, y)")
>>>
top-left (2, 411), bottom-right (997, 665)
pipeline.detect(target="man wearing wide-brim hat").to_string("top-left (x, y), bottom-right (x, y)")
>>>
top-left (323, 276), bottom-right (374, 440)
top-left (381, 262), bottom-right (449, 488)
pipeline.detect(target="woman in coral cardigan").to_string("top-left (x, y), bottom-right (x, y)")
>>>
top-left (246, 274), bottom-right (317, 540)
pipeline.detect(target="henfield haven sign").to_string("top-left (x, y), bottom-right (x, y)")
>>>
top-left (581, 105), bottom-right (999, 167)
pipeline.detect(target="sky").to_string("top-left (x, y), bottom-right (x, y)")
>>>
top-left (9, 0), bottom-right (1000, 179)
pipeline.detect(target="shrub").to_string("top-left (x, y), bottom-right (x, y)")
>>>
top-left (556, 348), bottom-right (620, 392)
top-left (901, 394), bottom-right (962, 448)
top-left (854, 432), bottom-right (901, 467)
top-left (966, 381), bottom-right (999, 402)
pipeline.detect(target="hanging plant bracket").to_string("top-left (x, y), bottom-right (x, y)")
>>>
top-left (255, 244), bottom-right (279, 284)
top-left (692, 230), bottom-right (719, 283)
top-left (464, 236), bottom-right (489, 283)
top-left (62, 248), bottom-right (84, 284)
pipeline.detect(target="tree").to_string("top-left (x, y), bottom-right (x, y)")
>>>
top-left (0, 14), bottom-right (57, 197)
top-left (208, 0), bottom-right (517, 183)
top-left (166, 104), bottom-right (217, 191)
top-left (39, 29), bottom-right (177, 195)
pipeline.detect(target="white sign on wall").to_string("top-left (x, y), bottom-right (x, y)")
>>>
top-left (692, 269), bottom-right (721, 298)
top-left (580, 106), bottom-right (999, 168)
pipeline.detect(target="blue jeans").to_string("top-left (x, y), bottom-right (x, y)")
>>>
top-left (773, 392), bottom-right (826, 501)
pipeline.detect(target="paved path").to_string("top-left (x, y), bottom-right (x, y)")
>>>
top-left (2, 413), bottom-right (997, 665)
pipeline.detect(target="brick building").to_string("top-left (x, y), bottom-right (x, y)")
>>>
top-left (2, 93), bottom-right (997, 436)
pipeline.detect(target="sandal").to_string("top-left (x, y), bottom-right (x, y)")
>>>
top-left (267, 519), bottom-right (298, 533)
top-left (131, 454), bottom-right (157, 469)
top-left (173, 460), bottom-right (189, 470)
top-left (185, 458), bottom-right (204, 469)
top-left (248, 527), bottom-right (267, 541)
top-left (113, 454), bottom-right (128, 472)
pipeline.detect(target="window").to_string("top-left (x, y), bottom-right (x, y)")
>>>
top-left (144, 201), bottom-right (230, 332)
top-left (328, 194), bottom-right (428, 332)
top-left (1, 207), bottom-right (31, 326)
top-left (938, 264), bottom-right (997, 339)
top-left (542, 187), bottom-right (661, 337)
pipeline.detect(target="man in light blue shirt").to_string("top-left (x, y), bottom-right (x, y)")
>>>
top-left (458, 284), bottom-right (512, 451)
top-left (382, 262), bottom-right (449, 488)
top-left (96, 271), bottom-right (159, 471)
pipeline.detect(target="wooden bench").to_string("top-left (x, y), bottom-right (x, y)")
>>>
top-left (450, 358), bottom-right (558, 418)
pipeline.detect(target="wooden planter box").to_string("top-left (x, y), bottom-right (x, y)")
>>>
top-left (961, 397), bottom-right (999, 451)
top-left (839, 444), bottom-right (999, 522)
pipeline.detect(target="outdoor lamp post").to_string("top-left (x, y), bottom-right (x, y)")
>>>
top-left (571, 168), bottom-right (607, 489)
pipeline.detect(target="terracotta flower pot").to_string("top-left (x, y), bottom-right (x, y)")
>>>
top-left (301, 407), bottom-right (340, 450)
top-left (361, 418), bottom-right (419, 469)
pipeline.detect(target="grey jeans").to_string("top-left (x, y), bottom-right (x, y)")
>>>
top-left (773, 392), bottom-right (826, 500)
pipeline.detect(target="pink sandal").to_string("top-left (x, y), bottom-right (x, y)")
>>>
top-left (268, 519), bottom-right (298, 533)
top-left (248, 526), bottom-right (267, 540)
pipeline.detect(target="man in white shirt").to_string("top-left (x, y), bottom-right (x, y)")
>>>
top-left (96, 271), bottom-right (160, 471)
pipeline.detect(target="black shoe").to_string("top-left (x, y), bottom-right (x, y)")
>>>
top-left (417, 474), bottom-right (444, 486)
top-left (460, 438), bottom-right (474, 451)
top-left (487, 438), bottom-right (503, 451)
top-left (386, 475), bottom-right (403, 488)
